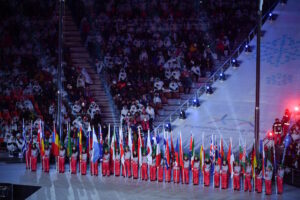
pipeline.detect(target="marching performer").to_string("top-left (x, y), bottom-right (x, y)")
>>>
top-left (256, 166), bottom-right (263, 193)
top-left (221, 160), bottom-right (228, 189)
top-left (277, 165), bottom-right (284, 194)
top-left (30, 144), bottom-right (38, 171)
top-left (43, 144), bottom-right (50, 173)
top-left (265, 166), bottom-right (273, 195)
top-left (214, 160), bottom-right (220, 188)
top-left (273, 118), bottom-right (283, 145)
top-left (158, 159), bottom-right (164, 182)
top-left (90, 148), bottom-right (99, 176)
top-left (132, 150), bottom-right (139, 179)
top-left (193, 155), bottom-right (200, 185)
top-left (233, 161), bottom-right (241, 191)
top-left (71, 146), bottom-right (78, 174)
top-left (244, 161), bottom-right (252, 192)
top-left (150, 152), bottom-right (157, 181)
top-left (115, 148), bottom-right (121, 176)
top-left (58, 145), bottom-right (66, 173)
top-left (183, 154), bottom-right (190, 184)
top-left (204, 158), bottom-right (211, 186)
top-left (102, 148), bottom-right (110, 176)
top-left (173, 159), bottom-right (180, 184)
top-left (25, 135), bottom-right (31, 169)
top-left (141, 150), bottom-right (148, 181)
top-left (81, 147), bottom-right (87, 175)
top-left (123, 146), bottom-right (131, 178)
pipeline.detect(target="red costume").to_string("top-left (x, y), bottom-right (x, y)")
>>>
top-left (141, 155), bottom-right (148, 181)
top-left (204, 162), bottom-right (211, 186)
top-left (193, 160), bottom-right (200, 185)
top-left (43, 148), bottom-right (50, 173)
top-left (25, 142), bottom-right (31, 169)
top-left (150, 157), bottom-right (157, 181)
top-left (114, 153), bottom-right (121, 176)
top-left (123, 151), bottom-right (131, 177)
top-left (102, 152), bottom-right (110, 176)
top-left (158, 164), bottom-right (164, 182)
top-left (265, 169), bottom-right (273, 195)
top-left (71, 151), bottom-right (78, 174)
top-left (244, 165), bottom-right (252, 192)
top-left (132, 157), bottom-right (139, 179)
top-left (256, 170), bottom-right (263, 193)
top-left (183, 158), bottom-right (190, 184)
top-left (221, 164), bottom-right (229, 189)
top-left (277, 168), bottom-right (284, 194)
top-left (30, 148), bottom-right (38, 171)
top-left (58, 149), bottom-right (65, 173)
top-left (173, 165), bottom-right (180, 183)
top-left (233, 164), bottom-right (241, 190)
top-left (214, 164), bottom-right (220, 188)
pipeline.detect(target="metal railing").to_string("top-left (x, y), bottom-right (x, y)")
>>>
top-left (153, 0), bottom-right (280, 135)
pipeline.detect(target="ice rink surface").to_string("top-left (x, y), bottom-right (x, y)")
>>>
top-left (1, 0), bottom-right (300, 199)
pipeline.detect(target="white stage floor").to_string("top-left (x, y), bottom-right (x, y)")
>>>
top-left (1, 1), bottom-right (300, 199)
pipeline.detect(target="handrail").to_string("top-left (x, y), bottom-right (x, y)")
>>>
top-left (153, 0), bottom-right (280, 135)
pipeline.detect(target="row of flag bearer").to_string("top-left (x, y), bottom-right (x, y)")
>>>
top-left (23, 122), bottom-right (284, 195)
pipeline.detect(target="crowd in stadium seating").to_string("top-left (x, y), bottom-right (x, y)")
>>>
top-left (71, 0), bottom-right (217, 130)
top-left (0, 0), bottom-right (102, 156)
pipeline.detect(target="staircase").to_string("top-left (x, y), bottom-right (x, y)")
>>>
top-left (63, 8), bottom-right (119, 126)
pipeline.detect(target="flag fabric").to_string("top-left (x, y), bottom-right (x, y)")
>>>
top-left (21, 119), bottom-right (27, 155)
top-left (210, 134), bottom-right (215, 163)
top-left (190, 134), bottom-right (195, 168)
top-left (38, 120), bottom-right (45, 156)
top-left (241, 140), bottom-right (247, 174)
top-left (179, 132), bottom-right (184, 168)
top-left (88, 123), bottom-right (92, 152)
top-left (138, 129), bottom-right (142, 167)
top-left (227, 137), bottom-right (232, 177)
top-left (92, 127), bottom-right (100, 163)
top-left (251, 140), bottom-right (257, 178)
top-left (52, 123), bottom-right (59, 157)
top-left (215, 135), bottom-right (218, 165)
top-left (170, 131), bottom-right (175, 157)
top-left (128, 128), bottom-right (133, 158)
top-left (175, 137), bottom-right (179, 166)
top-left (262, 140), bottom-right (265, 177)
top-left (218, 136), bottom-right (224, 166)
top-left (146, 130), bottom-right (152, 165)
top-left (165, 132), bottom-right (170, 168)
top-left (200, 133), bottom-right (205, 172)
top-left (156, 138), bottom-right (161, 167)
top-left (110, 129), bottom-right (115, 163)
top-left (119, 128), bottom-right (125, 165)
top-left (67, 123), bottom-right (72, 157)
top-left (99, 126), bottom-right (103, 161)
top-left (239, 138), bottom-right (243, 163)
top-left (79, 127), bottom-right (83, 161)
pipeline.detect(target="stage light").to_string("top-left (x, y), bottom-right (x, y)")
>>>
top-left (267, 131), bottom-right (274, 140)
top-left (219, 72), bottom-right (226, 81)
top-left (269, 12), bottom-right (273, 17)
top-left (295, 106), bottom-right (299, 112)
top-left (206, 85), bottom-right (213, 95)
top-left (232, 58), bottom-right (238, 67)
top-left (179, 110), bottom-right (186, 119)
top-left (193, 98), bottom-right (200, 107)
top-left (245, 44), bottom-right (251, 53)
top-left (165, 123), bottom-right (171, 132)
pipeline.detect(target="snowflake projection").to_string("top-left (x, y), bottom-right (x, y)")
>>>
top-left (265, 72), bottom-right (294, 86)
top-left (250, 34), bottom-right (300, 67)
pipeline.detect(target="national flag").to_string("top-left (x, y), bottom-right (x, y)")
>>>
top-left (227, 137), bottom-right (232, 177)
top-left (79, 126), bottom-right (83, 160)
top-left (92, 127), bottom-right (100, 163)
top-left (119, 127), bottom-right (125, 165)
top-left (179, 132), bottom-right (183, 168)
top-left (99, 126), bottom-right (103, 161)
top-left (38, 120), bottom-right (45, 156)
top-left (262, 140), bottom-right (265, 177)
top-left (251, 140), bottom-right (257, 178)
top-left (218, 136), bottom-right (224, 166)
top-left (138, 129), bottom-right (142, 167)
top-left (175, 137), bottom-right (179, 165)
top-left (241, 140), bottom-right (247, 174)
top-left (67, 123), bottom-right (72, 157)
top-left (156, 138), bottom-right (161, 167)
top-left (210, 134), bottom-right (215, 163)
top-left (215, 135), bottom-right (219, 164)
top-left (239, 138), bottom-right (243, 163)
top-left (200, 133), bottom-right (205, 172)
top-left (170, 131), bottom-right (175, 157)
top-left (52, 123), bottom-right (59, 156)
top-left (22, 119), bottom-right (27, 155)
top-left (189, 134), bottom-right (195, 168)
top-left (165, 132), bottom-right (170, 168)
top-left (110, 128), bottom-right (115, 162)
top-left (146, 130), bottom-right (152, 165)
top-left (128, 128), bottom-right (133, 159)
top-left (88, 123), bottom-right (92, 152)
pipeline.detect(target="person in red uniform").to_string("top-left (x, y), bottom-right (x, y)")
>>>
top-left (244, 162), bottom-right (252, 192)
top-left (25, 135), bottom-right (31, 169)
top-left (256, 166), bottom-right (263, 193)
top-left (81, 147), bottom-right (88, 175)
top-left (141, 150), bottom-right (148, 180)
top-left (123, 146), bottom-right (131, 178)
top-left (277, 165), bottom-right (284, 194)
top-left (158, 159), bottom-right (164, 182)
top-left (233, 161), bottom-right (241, 190)
top-left (173, 159), bottom-right (180, 183)
top-left (102, 148), bottom-right (110, 176)
top-left (193, 155), bottom-right (200, 185)
top-left (282, 109), bottom-right (291, 136)
top-left (132, 150), bottom-right (139, 179)
top-left (58, 145), bottom-right (66, 173)
top-left (90, 148), bottom-right (99, 176)
top-left (265, 165), bottom-right (273, 195)
top-left (114, 148), bottom-right (121, 176)
top-left (71, 146), bottom-right (78, 174)
top-left (221, 160), bottom-right (229, 189)
top-left (43, 144), bottom-right (50, 173)
top-left (182, 154), bottom-right (190, 184)
top-left (214, 160), bottom-right (220, 188)
top-left (273, 118), bottom-right (283, 145)
top-left (204, 158), bottom-right (211, 186)
top-left (30, 144), bottom-right (38, 171)
top-left (150, 152), bottom-right (157, 181)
